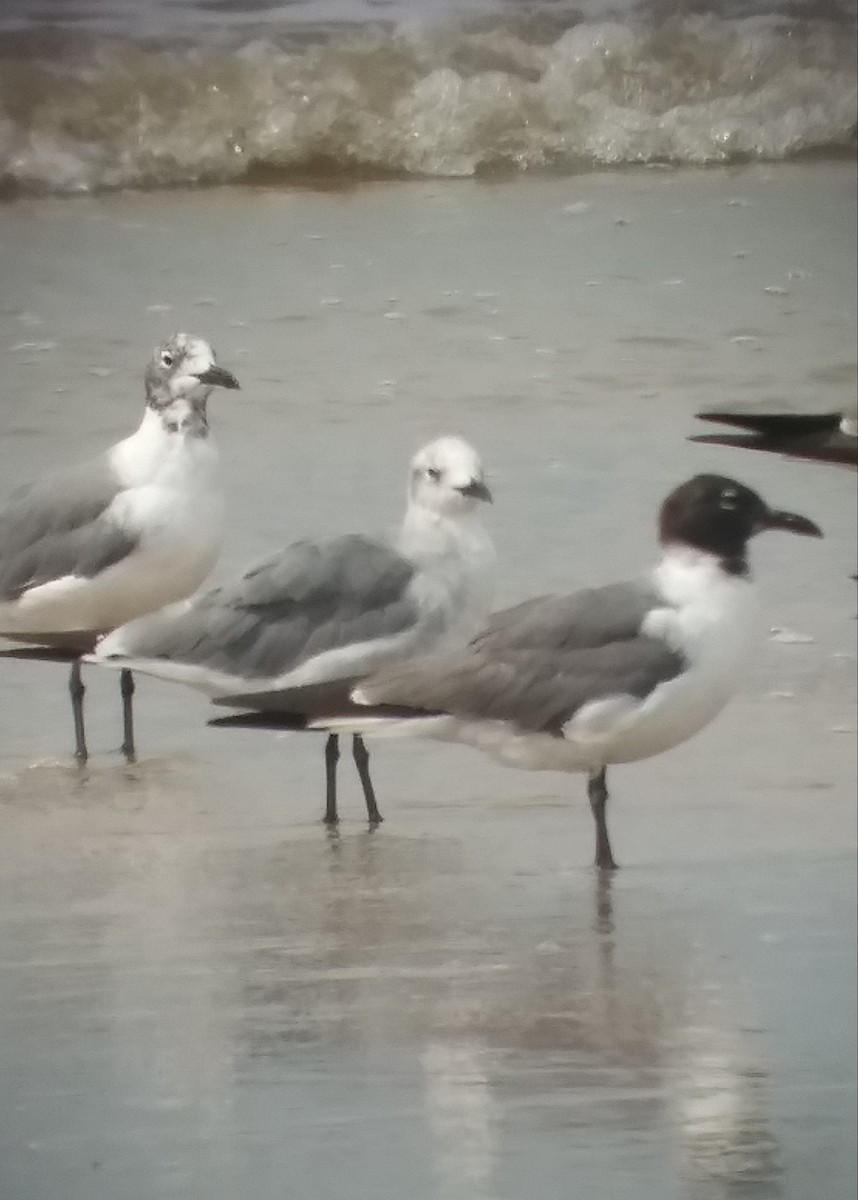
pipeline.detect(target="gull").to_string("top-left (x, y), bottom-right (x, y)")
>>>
top-left (690, 405), bottom-right (857, 467)
top-left (214, 474), bottom-right (822, 868)
top-left (91, 436), bottom-right (495, 823)
top-left (0, 333), bottom-right (239, 763)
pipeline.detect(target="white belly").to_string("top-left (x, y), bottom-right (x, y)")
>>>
top-left (578, 668), bottom-right (735, 766)
top-left (426, 657), bottom-right (742, 777)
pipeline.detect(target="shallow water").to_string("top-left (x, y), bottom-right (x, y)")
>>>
top-left (0, 163), bottom-right (856, 1197)
top-left (0, 764), bottom-right (855, 1200)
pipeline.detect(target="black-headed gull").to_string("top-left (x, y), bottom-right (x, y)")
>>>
top-left (0, 333), bottom-right (239, 763)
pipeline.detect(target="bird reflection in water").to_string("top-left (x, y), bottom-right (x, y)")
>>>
top-left (211, 834), bottom-right (783, 1196)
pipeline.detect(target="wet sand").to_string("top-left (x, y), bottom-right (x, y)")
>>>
top-left (0, 163), bottom-right (856, 1198)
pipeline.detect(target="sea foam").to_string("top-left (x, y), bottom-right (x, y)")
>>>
top-left (0, 8), bottom-right (854, 197)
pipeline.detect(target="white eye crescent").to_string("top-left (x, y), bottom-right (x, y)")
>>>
top-left (426, 467), bottom-right (441, 481)
top-left (161, 351), bottom-right (174, 368)
top-left (720, 487), bottom-right (740, 509)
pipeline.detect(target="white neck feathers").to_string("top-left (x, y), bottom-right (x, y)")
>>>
top-left (646, 544), bottom-right (761, 665)
top-left (109, 406), bottom-right (219, 490)
top-left (397, 502), bottom-right (492, 570)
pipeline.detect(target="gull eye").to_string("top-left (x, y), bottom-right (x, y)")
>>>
top-left (426, 467), bottom-right (441, 481)
top-left (719, 487), bottom-right (740, 510)
top-left (161, 351), bottom-right (174, 368)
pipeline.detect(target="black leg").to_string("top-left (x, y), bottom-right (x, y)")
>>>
top-left (352, 734), bottom-right (383, 826)
top-left (324, 734), bottom-right (340, 826)
top-left (587, 767), bottom-right (618, 872)
top-left (68, 660), bottom-right (88, 766)
top-left (120, 669), bottom-right (136, 764)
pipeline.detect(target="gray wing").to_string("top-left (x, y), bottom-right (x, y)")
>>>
top-left (355, 581), bottom-right (686, 732)
top-left (0, 458), bottom-right (137, 602)
top-left (113, 534), bottom-right (425, 681)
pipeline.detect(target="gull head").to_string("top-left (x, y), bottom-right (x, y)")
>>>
top-left (144, 333), bottom-right (240, 426)
top-left (409, 436), bottom-right (492, 517)
top-left (659, 474), bottom-right (823, 570)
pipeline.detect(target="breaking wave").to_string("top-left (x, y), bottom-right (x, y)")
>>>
top-left (0, 5), bottom-right (855, 197)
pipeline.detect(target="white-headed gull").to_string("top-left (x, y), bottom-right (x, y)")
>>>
top-left (91, 436), bottom-right (495, 822)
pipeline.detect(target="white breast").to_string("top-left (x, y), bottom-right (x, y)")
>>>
top-left (108, 415), bottom-right (222, 562)
top-left (93, 415), bottom-right (224, 628)
top-left (399, 507), bottom-right (496, 646)
top-left (567, 550), bottom-right (761, 766)
top-left (4, 411), bottom-right (223, 636)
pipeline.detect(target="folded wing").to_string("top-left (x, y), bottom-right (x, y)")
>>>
top-left (98, 533), bottom-right (430, 692)
top-left (0, 459), bottom-right (136, 605)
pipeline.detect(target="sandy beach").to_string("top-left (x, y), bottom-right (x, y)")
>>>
top-left (1, 161), bottom-right (856, 1198)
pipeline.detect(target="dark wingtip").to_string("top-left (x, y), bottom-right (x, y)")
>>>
top-left (209, 710), bottom-right (308, 731)
top-left (688, 432), bottom-right (760, 449)
top-left (695, 408), bottom-right (842, 431)
top-left (695, 409), bottom-right (733, 423)
top-left (694, 409), bottom-right (766, 431)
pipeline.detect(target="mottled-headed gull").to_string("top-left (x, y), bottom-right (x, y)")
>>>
top-left (691, 405), bottom-right (857, 467)
top-left (214, 475), bottom-right (822, 868)
top-left (91, 436), bottom-right (495, 823)
top-left (0, 333), bottom-right (239, 763)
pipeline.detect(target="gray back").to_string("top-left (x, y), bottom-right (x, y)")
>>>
top-left (474, 582), bottom-right (662, 652)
